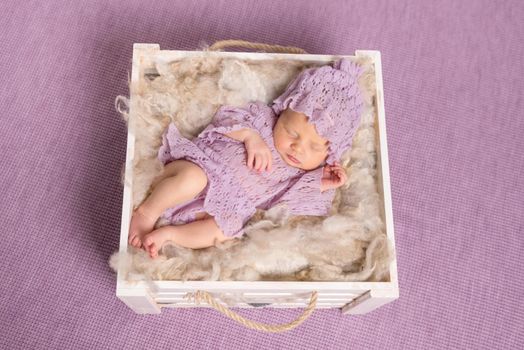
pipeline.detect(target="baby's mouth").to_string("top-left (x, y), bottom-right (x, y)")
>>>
top-left (286, 154), bottom-right (301, 164)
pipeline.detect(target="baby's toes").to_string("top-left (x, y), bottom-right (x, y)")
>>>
top-left (143, 236), bottom-right (156, 256)
top-left (143, 236), bottom-right (152, 248)
top-left (149, 244), bottom-right (158, 258)
top-left (147, 242), bottom-right (158, 258)
top-left (131, 236), bottom-right (141, 248)
top-left (128, 233), bottom-right (137, 246)
top-left (128, 234), bottom-right (137, 247)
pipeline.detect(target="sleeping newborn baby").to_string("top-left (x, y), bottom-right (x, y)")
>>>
top-left (128, 57), bottom-right (365, 258)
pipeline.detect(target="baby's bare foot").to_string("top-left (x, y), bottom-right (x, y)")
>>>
top-left (143, 227), bottom-right (175, 258)
top-left (128, 206), bottom-right (158, 249)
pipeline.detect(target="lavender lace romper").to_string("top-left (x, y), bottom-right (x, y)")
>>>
top-left (157, 101), bottom-right (337, 238)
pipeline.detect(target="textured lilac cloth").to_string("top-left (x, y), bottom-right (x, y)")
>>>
top-left (1, 0), bottom-right (524, 349)
top-left (158, 101), bottom-right (336, 238)
top-left (271, 58), bottom-right (364, 164)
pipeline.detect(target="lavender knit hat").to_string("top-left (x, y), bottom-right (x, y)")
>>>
top-left (271, 58), bottom-right (364, 165)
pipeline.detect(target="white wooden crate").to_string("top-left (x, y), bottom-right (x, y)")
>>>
top-left (116, 43), bottom-right (398, 318)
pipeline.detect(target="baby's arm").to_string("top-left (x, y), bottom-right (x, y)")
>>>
top-left (203, 103), bottom-right (274, 172)
top-left (271, 167), bottom-right (336, 216)
top-left (223, 128), bottom-right (257, 142)
top-left (225, 129), bottom-right (272, 172)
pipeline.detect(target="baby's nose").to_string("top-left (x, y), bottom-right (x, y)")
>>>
top-left (291, 142), bottom-right (304, 153)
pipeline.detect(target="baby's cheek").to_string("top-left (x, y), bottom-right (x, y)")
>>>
top-left (273, 137), bottom-right (284, 151)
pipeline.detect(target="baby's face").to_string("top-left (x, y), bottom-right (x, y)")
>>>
top-left (273, 108), bottom-right (329, 170)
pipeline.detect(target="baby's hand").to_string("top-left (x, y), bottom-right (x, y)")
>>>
top-left (320, 161), bottom-right (347, 191)
top-left (244, 132), bottom-right (272, 172)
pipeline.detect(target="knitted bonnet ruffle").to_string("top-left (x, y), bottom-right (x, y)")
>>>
top-left (271, 58), bottom-right (364, 165)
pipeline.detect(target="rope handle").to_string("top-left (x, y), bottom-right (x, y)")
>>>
top-left (183, 290), bottom-right (318, 333)
top-left (208, 39), bottom-right (307, 54)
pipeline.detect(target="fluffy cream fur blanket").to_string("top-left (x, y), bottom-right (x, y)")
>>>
top-left (109, 53), bottom-right (394, 282)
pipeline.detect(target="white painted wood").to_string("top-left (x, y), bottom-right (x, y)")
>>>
top-left (159, 304), bottom-right (339, 309)
top-left (154, 291), bottom-right (360, 298)
top-left (116, 44), bottom-right (142, 297)
top-left (155, 298), bottom-right (353, 305)
top-left (116, 44), bottom-right (399, 316)
top-left (154, 49), bottom-right (347, 65)
top-left (356, 50), bottom-right (399, 291)
top-left (121, 279), bottom-right (396, 292)
top-left (117, 286), bottom-right (161, 314)
top-left (154, 294), bottom-right (359, 303)
top-left (116, 44), bottom-right (160, 310)
top-left (342, 289), bottom-right (399, 315)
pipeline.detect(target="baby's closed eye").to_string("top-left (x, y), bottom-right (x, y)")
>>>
top-left (286, 129), bottom-right (298, 138)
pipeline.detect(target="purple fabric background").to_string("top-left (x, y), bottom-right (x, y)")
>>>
top-left (1, 0), bottom-right (523, 348)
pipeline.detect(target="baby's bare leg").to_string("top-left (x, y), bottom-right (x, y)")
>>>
top-left (143, 218), bottom-right (235, 258)
top-left (128, 160), bottom-right (208, 248)
top-left (149, 159), bottom-right (191, 190)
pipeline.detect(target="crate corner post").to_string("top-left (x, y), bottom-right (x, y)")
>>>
top-left (340, 288), bottom-right (398, 315)
top-left (116, 283), bottom-right (162, 314)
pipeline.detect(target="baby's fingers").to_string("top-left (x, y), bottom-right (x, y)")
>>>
top-left (260, 154), bottom-right (270, 172)
top-left (262, 154), bottom-right (269, 172)
top-left (267, 153), bottom-right (272, 171)
top-left (259, 154), bottom-right (268, 171)
top-left (332, 167), bottom-right (344, 175)
top-left (247, 152), bottom-right (254, 169)
top-left (256, 155), bottom-right (264, 171)
top-left (334, 168), bottom-right (345, 176)
top-left (254, 154), bottom-right (262, 171)
top-left (335, 169), bottom-right (347, 183)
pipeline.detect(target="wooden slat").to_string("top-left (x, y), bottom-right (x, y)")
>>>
top-left (146, 280), bottom-right (395, 292)
top-left (154, 297), bottom-right (355, 303)
top-left (154, 291), bottom-right (360, 298)
top-left (158, 302), bottom-right (344, 308)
